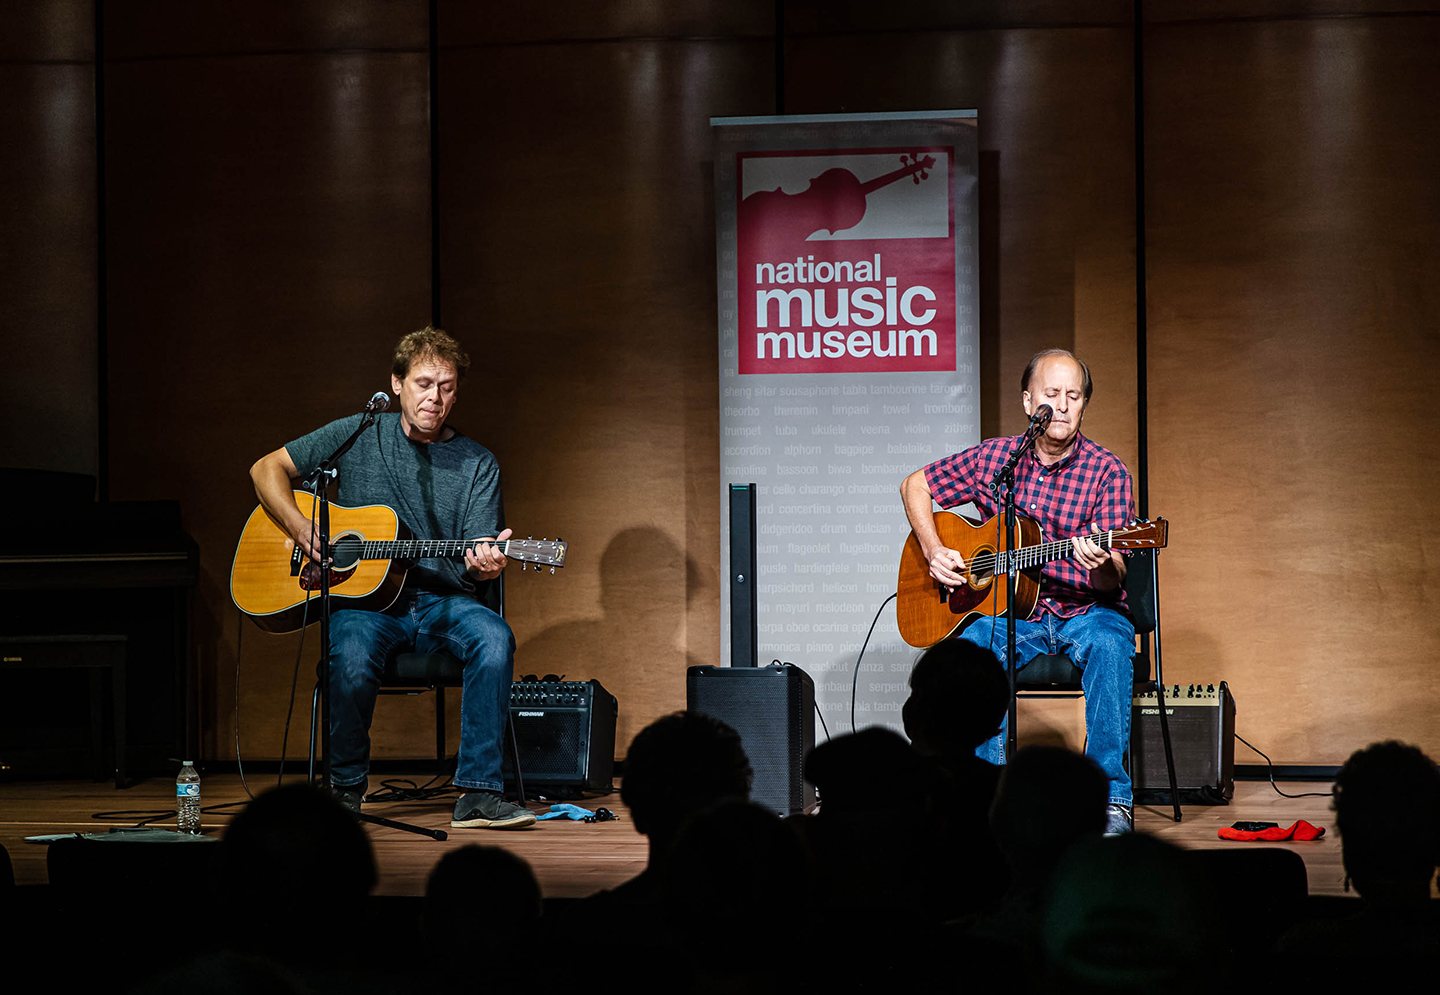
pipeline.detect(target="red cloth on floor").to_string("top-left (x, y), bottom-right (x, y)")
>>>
top-left (1217, 820), bottom-right (1325, 841)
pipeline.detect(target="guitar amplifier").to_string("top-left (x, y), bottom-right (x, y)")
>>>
top-left (502, 678), bottom-right (617, 795)
top-left (686, 663), bottom-right (816, 816)
top-left (1131, 681), bottom-right (1236, 803)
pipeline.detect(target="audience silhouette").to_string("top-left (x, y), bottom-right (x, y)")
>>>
top-left (18, 695), bottom-right (1437, 992)
top-left (965, 743), bottom-right (1109, 982)
top-left (1043, 832), bottom-right (1221, 994)
top-left (1276, 739), bottom-right (1440, 983)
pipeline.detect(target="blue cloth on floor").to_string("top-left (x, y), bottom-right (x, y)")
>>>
top-left (536, 803), bottom-right (593, 821)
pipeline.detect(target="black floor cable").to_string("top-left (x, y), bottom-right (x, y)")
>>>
top-left (1236, 733), bottom-right (1332, 799)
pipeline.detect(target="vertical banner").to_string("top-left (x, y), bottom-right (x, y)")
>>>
top-left (714, 111), bottom-right (980, 735)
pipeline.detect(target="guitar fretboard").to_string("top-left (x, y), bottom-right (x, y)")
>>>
top-left (975, 531), bottom-right (1118, 576)
top-left (332, 538), bottom-right (565, 566)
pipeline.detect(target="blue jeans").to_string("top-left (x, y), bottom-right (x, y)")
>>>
top-left (959, 605), bottom-right (1136, 807)
top-left (327, 591), bottom-right (515, 792)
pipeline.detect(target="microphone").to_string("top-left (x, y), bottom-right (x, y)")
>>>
top-left (365, 391), bottom-right (391, 413)
top-left (1028, 404), bottom-right (1053, 432)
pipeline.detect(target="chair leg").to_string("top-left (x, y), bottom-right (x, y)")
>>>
top-left (1149, 554), bottom-right (1181, 823)
top-left (308, 683), bottom-right (321, 784)
top-left (1153, 684), bottom-right (1182, 822)
top-left (112, 645), bottom-right (127, 790)
top-left (435, 686), bottom-right (447, 764)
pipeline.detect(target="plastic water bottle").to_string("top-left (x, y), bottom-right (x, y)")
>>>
top-left (176, 761), bottom-right (201, 834)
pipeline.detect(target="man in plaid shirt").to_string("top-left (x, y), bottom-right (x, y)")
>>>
top-left (900, 349), bottom-right (1138, 834)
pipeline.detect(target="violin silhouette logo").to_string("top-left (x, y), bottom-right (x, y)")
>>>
top-left (739, 152), bottom-right (940, 247)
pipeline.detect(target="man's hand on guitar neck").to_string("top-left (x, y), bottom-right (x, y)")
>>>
top-left (1070, 532), bottom-right (1125, 592)
top-left (465, 529), bottom-right (512, 582)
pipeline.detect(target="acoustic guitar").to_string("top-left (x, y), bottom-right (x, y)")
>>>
top-left (231, 490), bottom-right (567, 633)
top-left (896, 511), bottom-right (1168, 648)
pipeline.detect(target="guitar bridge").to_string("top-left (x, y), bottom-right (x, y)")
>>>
top-left (290, 544), bottom-right (303, 577)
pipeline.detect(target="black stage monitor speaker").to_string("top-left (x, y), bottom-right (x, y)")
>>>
top-left (502, 678), bottom-right (617, 795)
top-left (686, 663), bottom-right (815, 816)
top-left (729, 483), bottom-right (758, 668)
top-left (1132, 681), bottom-right (1236, 803)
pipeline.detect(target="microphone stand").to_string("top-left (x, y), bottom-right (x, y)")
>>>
top-left (989, 409), bottom-right (1050, 760)
top-left (303, 406), bottom-right (448, 841)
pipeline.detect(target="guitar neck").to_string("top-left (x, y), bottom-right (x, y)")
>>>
top-left (995, 530), bottom-right (1115, 573)
top-left (343, 537), bottom-right (566, 569)
top-left (358, 539), bottom-right (501, 560)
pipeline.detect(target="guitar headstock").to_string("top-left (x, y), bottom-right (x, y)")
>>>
top-left (507, 537), bottom-right (568, 574)
top-left (1111, 518), bottom-right (1168, 549)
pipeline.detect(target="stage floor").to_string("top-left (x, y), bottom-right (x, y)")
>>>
top-left (0, 774), bottom-right (1352, 897)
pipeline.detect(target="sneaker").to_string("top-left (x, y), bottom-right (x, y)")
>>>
top-left (330, 781), bottom-right (365, 815)
top-left (451, 791), bottom-right (537, 830)
top-left (1104, 803), bottom-right (1134, 836)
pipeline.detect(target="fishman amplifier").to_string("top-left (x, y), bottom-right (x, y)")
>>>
top-left (1132, 681), bottom-right (1236, 803)
top-left (502, 678), bottom-right (617, 795)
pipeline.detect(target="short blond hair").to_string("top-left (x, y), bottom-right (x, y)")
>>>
top-left (392, 326), bottom-right (471, 381)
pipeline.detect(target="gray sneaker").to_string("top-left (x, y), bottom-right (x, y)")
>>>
top-left (1104, 803), bottom-right (1134, 836)
top-left (451, 791), bottom-right (537, 830)
top-left (329, 781), bottom-right (365, 815)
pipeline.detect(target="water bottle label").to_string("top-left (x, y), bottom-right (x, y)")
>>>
top-left (177, 784), bottom-right (200, 797)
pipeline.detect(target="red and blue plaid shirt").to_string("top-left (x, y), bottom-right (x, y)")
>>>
top-left (922, 432), bottom-right (1135, 620)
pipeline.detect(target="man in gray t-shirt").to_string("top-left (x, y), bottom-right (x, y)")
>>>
top-left (250, 326), bottom-right (535, 829)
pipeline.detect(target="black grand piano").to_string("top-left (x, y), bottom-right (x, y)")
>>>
top-left (0, 469), bottom-right (198, 783)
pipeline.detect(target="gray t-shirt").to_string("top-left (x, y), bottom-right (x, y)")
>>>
top-left (285, 413), bottom-right (503, 603)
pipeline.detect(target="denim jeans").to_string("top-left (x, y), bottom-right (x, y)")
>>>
top-left (959, 605), bottom-right (1136, 807)
top-left (327, 591), bottom-right (515, 792)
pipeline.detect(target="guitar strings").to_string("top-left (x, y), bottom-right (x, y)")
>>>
top-left (961, 531), bottom-right (1143, 574)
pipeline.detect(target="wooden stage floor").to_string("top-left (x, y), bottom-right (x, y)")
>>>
top-left (0, 774), bottom-right (1352, 898)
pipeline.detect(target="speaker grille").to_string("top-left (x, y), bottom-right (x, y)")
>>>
top-left (511, 711), bottom-right (584, 777)
top-left (1131, 682), bottom-right (1236, 798)
top-left (686, 664), bottom-right (815, 816)
top-left (502, 679), bottom-right (617, 792)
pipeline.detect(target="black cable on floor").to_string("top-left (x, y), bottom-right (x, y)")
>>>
top-left (1235, 733), bottom-right (1332, 799)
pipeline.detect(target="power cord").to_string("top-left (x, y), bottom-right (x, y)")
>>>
top-left (850, 593), bottom-right (898, 733)
top-left (1235, 733), bottom-right (1332, 798)
top-left (771, 658), bottom-right (831, 742)
top-left (364, 771), bottom-right (457, 804)
top-left (233, 606), bottom-right (257, 802)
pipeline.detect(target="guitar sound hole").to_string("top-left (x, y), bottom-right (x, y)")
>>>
top-left (967, 547), bottom-right (996, 587)
top-left (330, 534), bottom-right (363, 571)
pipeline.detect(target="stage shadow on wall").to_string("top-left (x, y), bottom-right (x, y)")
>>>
top-left (515, 526), bottom-right (705, 751)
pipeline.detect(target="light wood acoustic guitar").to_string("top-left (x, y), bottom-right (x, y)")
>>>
top-left (896, 511), bottom-right (1168, 648)
top-left (231, 490), bottom-right (568, 633)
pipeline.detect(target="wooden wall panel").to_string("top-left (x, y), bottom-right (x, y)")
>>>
top-left (437, 22), bottom-right (774, 752)
top-left (784, 25), bottom-right (1140, 474)
top-left (0, 2), bottom-right (97, 477)
top-left (102, 7), bottom-right (431, 760)
top-left (1145, 15), bottom-right (1440, 762)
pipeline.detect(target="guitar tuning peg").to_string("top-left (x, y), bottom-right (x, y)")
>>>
top-left (549, 566), bottom-right (555, 575)
top-left (527, 535), bottom-right (533, 540)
